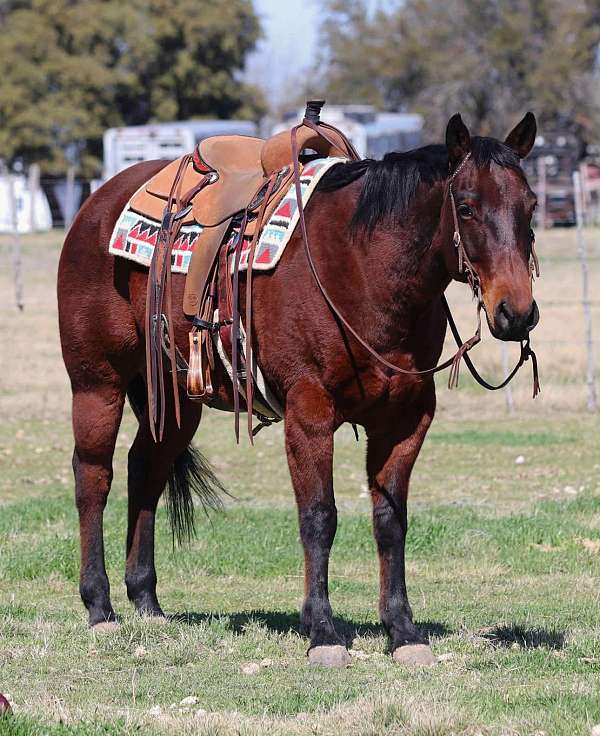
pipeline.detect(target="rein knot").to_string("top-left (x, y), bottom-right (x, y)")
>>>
top-left (448, 331), bottom-right (481, 390)
top-left (521, 339), bottom-right (541, 398)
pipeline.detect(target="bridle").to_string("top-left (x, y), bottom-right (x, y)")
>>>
top-left (290, 124), bottom-right (540, 397)
top-left (445, 151), bottom-right (540, 394)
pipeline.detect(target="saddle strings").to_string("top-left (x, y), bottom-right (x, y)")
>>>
top-left (146, 154), bottom-right (187, 441)
top-left (244, 175), bottom-right (278, 444)
top-left (231, 211), bottom-right (249, 443)
top-left (146, 156), bottom-right (213, 442)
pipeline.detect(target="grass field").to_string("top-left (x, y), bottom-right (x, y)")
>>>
top-left (0, 229), bottom-right (599, 735)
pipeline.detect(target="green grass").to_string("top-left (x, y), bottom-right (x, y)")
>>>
top-left (4, 486), bottom-right (597, 582)
top-left (1, 414), bottom-right (600, 735)
top-left (1, 457), bottom-right (599, 735)
top-left (426, 427), bottom-right (577, 446)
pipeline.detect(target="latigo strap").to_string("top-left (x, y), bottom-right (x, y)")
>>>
top-left (146, 154), bottom-right (212, 442)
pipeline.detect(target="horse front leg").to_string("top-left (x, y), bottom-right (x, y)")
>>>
top-left (365, 384), bottom-right (437, 666)
top-left (284, 381), bottom-right (350, 667)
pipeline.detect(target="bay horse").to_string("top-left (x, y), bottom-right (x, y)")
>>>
top-left (57, 112), bottom-right (539, 667)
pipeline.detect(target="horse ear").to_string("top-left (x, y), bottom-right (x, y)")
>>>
top-left (505, 112), bottom-right (537, 159)
top-left (446, 114), bottom-right (471, 169)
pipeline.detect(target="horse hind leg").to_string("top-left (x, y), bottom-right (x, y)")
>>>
top-left (124, 377), bottom-right (223, 617)
top-left (71, 381), bottom-right (125, 628)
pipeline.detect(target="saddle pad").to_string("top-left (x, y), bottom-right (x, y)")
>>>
top-left (232, 157), bottom-right (347, 272)
top-left (108, 157), bottom-right (346, 274)
top-left (109, 207), bottom-right (199, 273)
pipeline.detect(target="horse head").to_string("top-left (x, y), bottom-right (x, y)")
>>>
top-left (441, 113), bottom-right (539, 342)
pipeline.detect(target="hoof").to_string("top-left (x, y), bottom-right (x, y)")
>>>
top-left (0, 693), bottom-right (12, 715)
top-left (308, 645), bottom-right (351, 668)
top-left (91, 621), bottom-right (120, 634)
top-left (141, 614), bottom-right (168, 625)
top-left (392, 644), bottom-right (437, 667)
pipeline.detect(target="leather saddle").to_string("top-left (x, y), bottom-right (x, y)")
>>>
top-left (132, 136), bottom-right (264, 226)
top-left (130, 123), bottom-right (353, 315)
top-left (140, 101), bottom-right (361, 443)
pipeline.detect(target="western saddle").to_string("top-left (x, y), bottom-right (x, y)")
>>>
top-left (137, 101), bottom-right (360, 442)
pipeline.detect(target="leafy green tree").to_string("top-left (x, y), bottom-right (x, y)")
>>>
top-left (319, 0), bottom-right (600, 148)
top-left (0, 0), bottom-right (263, 175)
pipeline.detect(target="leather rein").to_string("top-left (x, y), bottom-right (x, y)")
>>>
top-left (290, 121), bottom-right (541, 397)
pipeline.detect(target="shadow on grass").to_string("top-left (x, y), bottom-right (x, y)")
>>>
top-left (171, 609), bottom-right (451, 647)
top-left (480, 624), bottom-right (566, 650)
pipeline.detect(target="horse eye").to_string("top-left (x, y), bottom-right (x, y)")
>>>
top-left (457, 204), bottom-right (474, 219)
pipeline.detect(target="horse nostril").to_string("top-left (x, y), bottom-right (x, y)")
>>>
top-left (498, 300), bottom-right (513, 322)
top-left (527, 301), bottom-right (539, 331)
top-left (494, 299), bottom-right (538, 340)
top-left (495, 300), bottom-right (513, 332)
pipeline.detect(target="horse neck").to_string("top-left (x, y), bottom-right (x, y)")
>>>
top-left (353, 179), bottom-right (451, 322)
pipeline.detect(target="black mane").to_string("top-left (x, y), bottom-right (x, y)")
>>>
top-left (317, 137), bottom-right (522, 234)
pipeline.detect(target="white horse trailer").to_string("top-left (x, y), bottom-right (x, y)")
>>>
top-left (102, 120), bottom-right (259, 181)
top-left (0, 175), bottom-right (52, 233)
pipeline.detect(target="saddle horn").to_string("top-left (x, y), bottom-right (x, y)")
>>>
top-left (304, 100), bottom-right (325, 123)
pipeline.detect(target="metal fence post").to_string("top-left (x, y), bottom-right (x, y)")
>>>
top-left (65, 164), bottom-right (77, 228)
top-left (501, 342), bottom-right (515, 414)
top-left (4, 169), bottom-right (25, 311)
top-left (536, 156), bottom-right (547, 230)
top-left (28, 163), bottom-right (40, 231)
top-left (573, 170), bottom-right (597, 412)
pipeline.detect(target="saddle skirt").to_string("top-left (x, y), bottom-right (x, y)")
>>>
top-left (109, 156), bottom-right (346, 275)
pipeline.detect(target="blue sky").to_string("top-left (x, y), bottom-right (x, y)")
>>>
top-left (245, 0), bottom-right (394, 106)
top-left (246, 0), bottom-right (392, 105)
top-left (245, 0), bottom-right (320, 103)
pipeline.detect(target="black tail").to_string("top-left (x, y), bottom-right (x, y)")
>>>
top-left (126, 375), bottom-right (228, 545)
top-left (166, 444), bottom-right (228, 544)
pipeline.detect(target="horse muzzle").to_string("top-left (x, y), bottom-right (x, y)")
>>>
top-left (491, 299), bottom-right (539, 341)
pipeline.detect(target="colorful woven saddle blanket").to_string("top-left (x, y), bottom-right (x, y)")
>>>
top-left (108, 157), bottom-right (345, 274)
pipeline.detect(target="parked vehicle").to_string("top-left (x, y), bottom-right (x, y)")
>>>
top-left (0, 174), bottom-right (52, 233)
top-left (523, 131), bottom-right (580, 227)
top-left (103, 120), bottom-right (259, 180)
